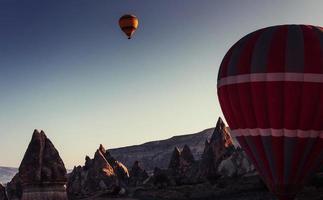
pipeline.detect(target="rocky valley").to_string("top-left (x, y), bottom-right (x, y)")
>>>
top-left (0, 118), bottom-right (322, 200)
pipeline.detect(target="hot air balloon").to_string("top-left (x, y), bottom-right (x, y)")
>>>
top-left (119, 14), bottom-right (139, 39)
top-left (217, 24), bottom-right (323, 200)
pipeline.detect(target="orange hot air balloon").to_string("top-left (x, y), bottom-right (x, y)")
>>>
top-left (119, 14), bottom-right (139, 39)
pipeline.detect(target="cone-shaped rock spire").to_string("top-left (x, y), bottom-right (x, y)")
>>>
top-left (13, 130), bottom-right (68, 200)
top-left (199, 118), bottom-right (234, 180)
top-left (19, 129), bottom-right (67, 184)
top-left (182, 144), bottom-right (195, 164)
top-left (168, 147), bottom-right (181, 170)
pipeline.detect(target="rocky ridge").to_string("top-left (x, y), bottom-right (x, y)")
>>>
top-left (67, 144), bottom-right (129, 199)
top-left (151, 118), bottom-right (255, 187)
top-left (109, 128), bottom-right (214, 171)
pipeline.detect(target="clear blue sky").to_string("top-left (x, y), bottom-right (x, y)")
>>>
top-left (0, 0), bottom-right (322, 168)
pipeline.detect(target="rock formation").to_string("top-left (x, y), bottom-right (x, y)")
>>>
top-left (160, 118), bottom-right (254, 183)
top-left (150, 145), bottom-right (198, 187)
top-left (168, 147), bottom-right (181, 172)
top-left (19, 130), bottom-right (67, 184)
top-left (67, 144), bottom-right (129, 199)
top-left (181, 145), bottom-right (195, 164)
top-left (6, 173), bottom-right (22, 200)
top-left (90, 148), bottom-right (116, 183)
top-left (99, 145), bottom-right (129, 182)
top-left (7, 129), bottom-right (68, 200)
top-left (0, 184), bottom-right (7, 200)
top-left (129, 161), bottom-right (149, 186)
top-left (166, 145), bottom-right (198, 185)
top-left (218, 147), bottom-right (255, 177)
top-left (198, 117), bottom-right (235, 181)
top-left (168, 145), bottom-right (196, 175)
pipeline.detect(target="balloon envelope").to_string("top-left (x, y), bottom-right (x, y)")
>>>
top-left (217, 24), bottom-right (323, 200)
top-left (119, 14), bottom-right (139, 39)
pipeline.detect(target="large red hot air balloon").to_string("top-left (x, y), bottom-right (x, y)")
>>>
top-left (217, 24), bottom-right (323, 200)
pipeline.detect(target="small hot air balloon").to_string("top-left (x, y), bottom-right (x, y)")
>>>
top-left (119, 14), bottom-right (139, 39)
top-left (217, 24), bottom-right (323, 200)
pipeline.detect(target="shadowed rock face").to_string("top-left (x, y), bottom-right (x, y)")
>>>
top-left (129, 161), bottom-right (149, 186)
top-left (7, 129), bottom-right (68, 200)
top-left (198, 117), bottom-right (235, 181)
top-left (0, 184), bottom-right (8, 200)
top-left (164, 145), bottom-right (198, 185)
top-left (182, 145), bottom-right (195, 164)
top-left (6, 173), bottom-right (22, 200)
top-left (19, 129), bottom-right (67, 184)
top-left (150, 145), bottom-right (198, 187)
top-left (168, 147), bottom-right (181, 171)
top-left (168, 145), bottom-right (196, 175)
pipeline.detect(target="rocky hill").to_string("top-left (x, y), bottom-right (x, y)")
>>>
top-left (108, 128), bottom-right (214, 171)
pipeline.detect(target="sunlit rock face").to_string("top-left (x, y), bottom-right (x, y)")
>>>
top-left (67, 147), bottom-right (117, 199)
top-left (198, 117), bottom-right (235, 181)
top-left (67, 144), bottom-right (129, 199)
top-left (0, 183), bottom-right (8, 200)
top-left (99, 145), bottom-right (129, 181)
top-left (8, 129), bottom-right (68, 200)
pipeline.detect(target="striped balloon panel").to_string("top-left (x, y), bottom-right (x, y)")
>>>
top-left (218, 25), bottom-right (322, 80)
top-left (218, 81), bottom-right (323, 130)
top-left (236, 136), bottom-right (323, 195)
top-left (217, 24), bottom-right (323, 199)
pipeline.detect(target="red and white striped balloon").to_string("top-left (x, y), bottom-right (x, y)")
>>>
top-left (217, 24), bottom-right (323, 200)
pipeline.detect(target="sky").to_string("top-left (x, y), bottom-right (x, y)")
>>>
top-left (0, 0), bottom-right (322, 168)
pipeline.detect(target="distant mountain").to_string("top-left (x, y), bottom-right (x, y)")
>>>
top-left (109, 128), bottom-right (214, 172)
top-left (0, 167), bottom-right (17, 184)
